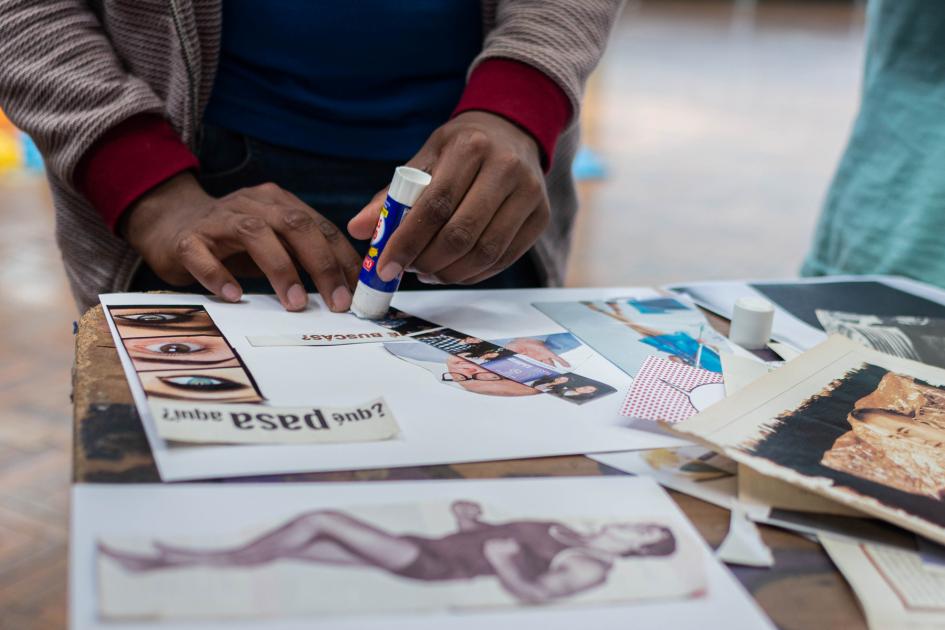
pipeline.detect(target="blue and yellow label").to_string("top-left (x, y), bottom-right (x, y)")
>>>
top-left (358, 196), bottom-right (410, 292)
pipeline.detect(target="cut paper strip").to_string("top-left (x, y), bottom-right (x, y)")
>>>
top-left (247, 331), bottom-right (408, 347)
top-left (149, 397), bottom-right (400, 445)
top-left (374, 310), bottom-right (618, 405)
top-left (621, 356), bottom-right (724, 423)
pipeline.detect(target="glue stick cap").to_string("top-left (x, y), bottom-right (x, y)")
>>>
top-left (729, 296), bottom-right (775, 350)
top-left (389, 166), bottom-right (432, 207)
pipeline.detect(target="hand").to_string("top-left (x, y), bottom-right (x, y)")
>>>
top-left (450, 500), bottom-right (483, 520)
top-left (122, 172), bottom-right (361, 312)
top-left (484, 538), bottom-right (521, 560)
top-left (505, 338), bottom-right (571, 368)
top-left (348, 111), bottom-right (550, 285)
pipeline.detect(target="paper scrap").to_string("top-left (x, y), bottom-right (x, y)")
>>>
top-left (621, 355), bottom-right (724, 423)
top-left (720, 353), bottom-right (773, 396)
top-left (822, 535), bottom-right (945, 630)
top-left (716, 508), bottom-right (774, 567)
top-left (590, 447), bottom-right (738, 511)
top-left (149, 397), bottom-right (399, 444)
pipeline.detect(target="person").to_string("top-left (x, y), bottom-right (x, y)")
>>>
top-left (0, 2), bottom-right (622, 314)
top-left (803, 1), bottom-right (945, 287)
top-left (99, 500), bottom-right (677, 604)
top-left (442, 353), bottom-right (538, 397)
top-left (582, 301), bottom-right (722, 372)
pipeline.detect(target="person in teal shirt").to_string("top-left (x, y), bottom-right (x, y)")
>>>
top-left (803, 0), bottom-right (945, 287)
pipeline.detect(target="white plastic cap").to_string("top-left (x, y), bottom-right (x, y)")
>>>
top-left (389, 166), bottom-right (432, 207)
top-left (729, 297), bottom-right (775, 350)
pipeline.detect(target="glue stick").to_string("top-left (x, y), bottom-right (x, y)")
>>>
top-left (351, 166), bottom-right (432, 319)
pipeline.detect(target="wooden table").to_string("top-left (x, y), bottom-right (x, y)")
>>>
top-left (72, 303), bottom-right (867, 629)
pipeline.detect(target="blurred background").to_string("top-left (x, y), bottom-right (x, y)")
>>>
top-left (0, 1), bottom-right (865, 627)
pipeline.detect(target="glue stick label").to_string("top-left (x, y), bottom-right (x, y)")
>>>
top-left (358, 196), bottom-right (409, 293)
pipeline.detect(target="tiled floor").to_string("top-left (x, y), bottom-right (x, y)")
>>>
top-left (0, 1), bottom-right (865, 627)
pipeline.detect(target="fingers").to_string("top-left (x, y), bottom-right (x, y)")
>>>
top-left (277, 189), bottom-right (363, 296)
top-left (174, 234), bottom-right (243, 302)
top-left (227, 211), bottom-right (308, 311)
top-left (348, 187), bottom-right (389, 241)
top-left (376, 136), bottom-right (483, 282)
top-left (274, 206), bottom-right (355, 312)
top-left (237, 185), bottom-right (360, 312)
top-left (460, 208), bottom-right (549, 285)
top-left (427, 190), bottom-right (545, 285)
top-left (410, 172), bottom-right (513, 276)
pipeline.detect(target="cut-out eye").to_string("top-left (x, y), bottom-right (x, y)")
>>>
top-left (144, 342), bottom-right (206, 355)
top-left (117, 312), bottom-right (191, 324)
top-left (158, 375), bottom-right (245, 391)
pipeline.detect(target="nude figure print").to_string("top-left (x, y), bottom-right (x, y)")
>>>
top-left (100, 500), bottom-right (677, 604)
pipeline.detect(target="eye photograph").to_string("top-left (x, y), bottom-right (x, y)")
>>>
top-left (122, 335), bottom-right (240, 372)
top-left (109, 306), bottom-right (220, 338)
top-left (138, 368), bottom-right (262, 403)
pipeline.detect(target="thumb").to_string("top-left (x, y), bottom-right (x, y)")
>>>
top-left (348, 187), bottom-right (388, 240)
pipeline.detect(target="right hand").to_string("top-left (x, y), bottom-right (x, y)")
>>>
top-left (122, 172), bottom-right (361, 312)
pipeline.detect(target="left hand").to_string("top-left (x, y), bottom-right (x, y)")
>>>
top-left (348, 111), bottom-right (550, 285)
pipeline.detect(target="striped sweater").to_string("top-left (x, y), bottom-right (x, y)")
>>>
top-left (0, 0), bottom-right (622, 312)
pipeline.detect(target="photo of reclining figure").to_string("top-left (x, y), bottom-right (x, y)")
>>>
top-left (744, 363), bottom-right (945, 530)
top-left (99, 500), bottom-right (689, 614)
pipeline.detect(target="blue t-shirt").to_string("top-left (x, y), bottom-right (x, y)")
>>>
top-left (203, 1), bottom-right (483, 161)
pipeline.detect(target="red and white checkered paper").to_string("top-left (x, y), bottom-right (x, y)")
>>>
top-left (621, 355), bottom-right (723, 424)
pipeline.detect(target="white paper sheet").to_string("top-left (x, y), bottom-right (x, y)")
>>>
top-left (667, 275), bottom-right (945, 351)
top-left (100, 289), bottom-right (687, 481)
top-left (70, 476), bottom-right (773, 630)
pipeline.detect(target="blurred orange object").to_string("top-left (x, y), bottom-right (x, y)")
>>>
top-left (0, 107), bottom-right (15, 132)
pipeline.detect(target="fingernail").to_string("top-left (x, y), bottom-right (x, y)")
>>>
top-left (378, 262), bottom-right (402, 283)
top-left (417, 274), bottom-right (441, 285)
top-left (331, 285), bottom-right (352, 312)
top-left (221, 283), bottom-right (242, 302)
top-left (287, 284), bottom-right (307, 311)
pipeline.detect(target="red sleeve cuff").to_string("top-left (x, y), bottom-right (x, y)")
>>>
top-left (75, 114), bottom-right (199, 232)
top-left (452, 58), bottom-right (572, 172)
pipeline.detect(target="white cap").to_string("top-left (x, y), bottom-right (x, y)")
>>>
top-left (351, 282), bottom-right (393, 319)
top-left (389, 166), bottom-right (432, 207)
top-left (729, 297), bottom-right (775, 350)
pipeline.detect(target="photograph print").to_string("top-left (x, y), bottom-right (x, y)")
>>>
top-left (97, 499), bottom-right (703, 621)
top-left (740, 362), bottom-right (945, 534)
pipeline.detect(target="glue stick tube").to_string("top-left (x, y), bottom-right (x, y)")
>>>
top-left (351, 166), bottom-right (432, 319)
